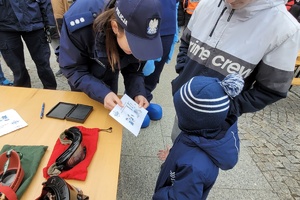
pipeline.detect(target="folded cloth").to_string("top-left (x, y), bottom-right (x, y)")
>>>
top-left (43, 126), bottom-right (99, 181)
top-left (0, 145), bottom-right (48, 199)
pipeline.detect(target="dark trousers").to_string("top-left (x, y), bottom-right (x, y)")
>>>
top-left (145, 34), bottom-right (175, 101)
top-left (0, 29), bottom-right (57, 89)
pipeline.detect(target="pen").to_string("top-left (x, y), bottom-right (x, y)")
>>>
top-left (40, 102), bottom-right (45, 119)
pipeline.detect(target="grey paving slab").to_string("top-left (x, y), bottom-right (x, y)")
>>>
top-left (117, 155), bottom-right (161, 200)
top-left (208, 188), bottom-right (280, 200)
top-left (121, 126), bottom-right (165, 157)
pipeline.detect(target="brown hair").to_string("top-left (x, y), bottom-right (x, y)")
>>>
top-left (93, 8), bottom-right (124, 71)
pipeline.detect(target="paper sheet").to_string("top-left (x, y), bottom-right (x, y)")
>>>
top-left (0, 109), bottom-right (28, 136)
top-left (109, 94), bottom-right (148, 136)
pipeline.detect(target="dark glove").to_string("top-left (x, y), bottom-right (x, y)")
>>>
top-left (44, 25), bottom-right (59, 43)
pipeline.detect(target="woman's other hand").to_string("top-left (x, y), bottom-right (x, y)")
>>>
top-left (104, 92), bottom-right (123, 110)
top-left (134, 95), bottom-right (149, 109)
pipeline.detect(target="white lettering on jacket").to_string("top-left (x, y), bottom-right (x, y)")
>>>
top-left (170, 170), bottom-right (176, 185)
top-left (190, 40), bottom-right (252, 78)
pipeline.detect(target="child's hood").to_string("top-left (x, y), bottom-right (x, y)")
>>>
top-left (186, 121), bottom-right (240, 170)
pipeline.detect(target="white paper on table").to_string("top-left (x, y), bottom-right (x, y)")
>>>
top-left (109, 94), bottom-right (148, 136)
top-left (0, 109), bottom-right (28, 136)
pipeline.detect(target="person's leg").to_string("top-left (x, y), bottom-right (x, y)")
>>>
top-left (142, 34), bottom-right (174, 124)
top-left (0, 31), bottom-right (31, 87)
top-left (22, 29), bottom-right (57, 89)
top-left (144, 34), bottom-right (174, 101)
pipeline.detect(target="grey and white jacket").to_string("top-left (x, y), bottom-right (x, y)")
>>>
top-left (172, 0), bottom-right (300, 117)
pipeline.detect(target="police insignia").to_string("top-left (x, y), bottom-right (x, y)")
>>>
top-left (147, 18), bottom-right (159, 35)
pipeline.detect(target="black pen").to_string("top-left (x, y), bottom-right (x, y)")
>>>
top-left (40, 102), bottom-right (45, 119)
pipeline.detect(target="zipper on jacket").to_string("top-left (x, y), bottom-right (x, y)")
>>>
top-left (91, 57), bottom-right (106, 69)
top-left (227, 9), bottom-right (235, 22)
top-left (209, 7), bottom-right (227, 37)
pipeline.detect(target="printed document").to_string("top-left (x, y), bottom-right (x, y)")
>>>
top-left (0, 109), bottom-right (28, 136)
top-left (109, 94), bottom-right (148, 136)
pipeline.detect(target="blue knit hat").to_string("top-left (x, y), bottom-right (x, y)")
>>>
top-left (173, 74), bottom-right (244, 135)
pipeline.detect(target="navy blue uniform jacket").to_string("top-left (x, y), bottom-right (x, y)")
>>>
top-left (153, 122), bottom-right (240, 200)
top-left (59, 0), bottom-right (146, 103)
top-left (0, 0), bottom-right (55, 31)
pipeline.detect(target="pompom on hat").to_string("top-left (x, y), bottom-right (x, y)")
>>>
top-left (173, 73), bottom-right (244, 135)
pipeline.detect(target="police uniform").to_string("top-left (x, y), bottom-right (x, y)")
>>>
top-left (0, 0), bottom-right (57, 89)
top-left (59, 0), bottom-right (147, 104)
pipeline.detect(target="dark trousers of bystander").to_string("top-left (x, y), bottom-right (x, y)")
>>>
top-left (145, 34), bottom-right (175, 102)
top-left (0, 29), bottom-right (57, 89)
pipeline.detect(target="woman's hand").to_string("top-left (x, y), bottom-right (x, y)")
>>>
top-left (104, 92), bottom-right (123, 110)
top-left (134, 95), bottom-right (149, 109)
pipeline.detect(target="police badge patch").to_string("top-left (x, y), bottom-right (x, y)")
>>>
top-left (147, 18), bottom-right (159, 35)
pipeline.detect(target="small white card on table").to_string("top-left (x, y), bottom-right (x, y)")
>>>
top-left (0, 109), bottom-right (28, 136)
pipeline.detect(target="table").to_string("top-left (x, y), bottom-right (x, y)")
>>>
top-left (0, 86), bottom-right (123, 199)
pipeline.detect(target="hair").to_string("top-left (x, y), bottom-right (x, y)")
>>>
top-left (93, 8), bottom-right (124, 71)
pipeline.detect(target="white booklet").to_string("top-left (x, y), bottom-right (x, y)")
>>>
top-left (0, 109), bottom-right (28, 137)
top-left (109, 94), bottom-right (148, 136)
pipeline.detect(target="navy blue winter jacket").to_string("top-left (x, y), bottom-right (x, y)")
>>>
top-left (0, 0), bottom-right (55, 32)
top-left (59, 0), bottom-right (146, 103)
top-left (160, 0), bottom-right (178, 36)
top-left (153, 121), bottom-right (240, 200)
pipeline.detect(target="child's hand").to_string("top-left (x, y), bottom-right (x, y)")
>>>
top-left (157, 145), bottom-right (171, 161)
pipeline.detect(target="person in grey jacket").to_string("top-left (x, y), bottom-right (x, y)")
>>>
top-left (0, 0), bottom-right (57, 89)
top-left (158, 0), bottom-right (300, 160)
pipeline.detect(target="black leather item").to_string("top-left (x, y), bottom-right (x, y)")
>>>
top-left (35, 176), bottom-right (89, 200)
top-left (56, 127), bottom-right (86, 171)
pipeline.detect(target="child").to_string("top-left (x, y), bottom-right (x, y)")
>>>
top-left (153, 74), bottom-right (244, 200)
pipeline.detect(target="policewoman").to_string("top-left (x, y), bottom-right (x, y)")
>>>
top-left (59, 0), bottom-right (162, 111)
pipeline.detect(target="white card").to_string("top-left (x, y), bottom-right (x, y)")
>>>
top-left (109, 94), bottom-right (148, 136)
top-left (0, 109), bottom-right (28, 136)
